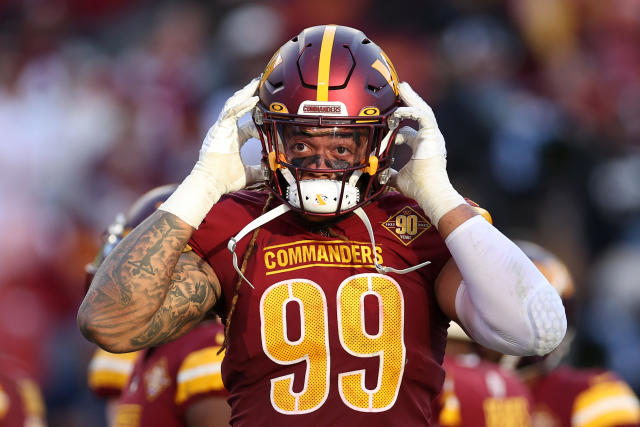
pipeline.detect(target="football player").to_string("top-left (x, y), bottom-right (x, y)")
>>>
top-left (508, 241), bottom-right (640, 427)
top-left (78, 25), bottom-right (567, 426)
top-left (433, 321), bottom-right (534, 427)
top-left (85, 184), bottom-right (230, 427)
top-left (0, 353), bottom-right (47, 426)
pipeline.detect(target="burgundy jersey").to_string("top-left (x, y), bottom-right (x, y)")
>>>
top-left (189, 190), bottom-right (452, 426)
top-left (530, 367), bottom-right (640, 427)
top-left (0, 355), bottom-right (46, 426)
top-left (433, 354), bottom-right (533, 427)
top-left (112, 321), bottom-right (227, 427)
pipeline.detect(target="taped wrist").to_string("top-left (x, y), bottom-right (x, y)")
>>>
top-left (411, 157), bottom-right (466, 226)
top-left (447, 216), bottom-right (567, 356)
top-left (158, 162), bottom-right (222, 229)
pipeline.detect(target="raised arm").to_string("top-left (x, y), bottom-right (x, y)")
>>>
top-left (392, 82), bottom-right (566, 356)
top-left (78, 78), bottom-right (262, 353)
top-left (78, 211), bottom-right (218, 352)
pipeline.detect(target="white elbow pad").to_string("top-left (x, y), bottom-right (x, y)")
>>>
top-left (448, 216), bottom-right (567, 356)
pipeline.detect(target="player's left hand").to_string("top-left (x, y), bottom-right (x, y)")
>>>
top-left (390, 82), bottom-right (465, 225)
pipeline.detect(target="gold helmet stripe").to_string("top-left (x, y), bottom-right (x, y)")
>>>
top-left (317, 25), bottom-right (337, 101)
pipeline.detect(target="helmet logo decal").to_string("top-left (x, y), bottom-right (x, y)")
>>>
top-left (372, 51), bottom-right (399, 95)
top-left (317, 25), bottom-right (337, 101)
top-left (260, 51), bottom-right (283, 90)
top-left (382, 207), bottom-right (432, 246)
top-left (316, 194), bottom-right (327, 205)
top-left (357, 106), bottom-right (381, 123)
top-left (359, 107), bottom-right (380, 116)
top-left (269, 102), bottom-right (288, 113)
top-left (298, 100), bottom-right (348, 116)
top-left (381, 51), bottom-right (399, 94)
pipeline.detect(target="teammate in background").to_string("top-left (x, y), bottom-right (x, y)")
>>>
top-left (508, 241), bottom-right (640, 427)
top-left (78, 25), bottom-right (567, 426)
top-left (433, 321), bottom-right (534, 427)
top-left (85, 185), bottom-right (230, 427)
top-left (0, 353), bottom-right (47, 426)
top-left (87, 347), bottom-right (139, 425)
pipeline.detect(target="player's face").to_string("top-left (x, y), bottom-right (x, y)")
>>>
top-left (282, 126), bottom-right (368, 180)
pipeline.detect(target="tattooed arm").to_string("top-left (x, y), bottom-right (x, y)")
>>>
top-left (77, 211), bottom-right (220, 353)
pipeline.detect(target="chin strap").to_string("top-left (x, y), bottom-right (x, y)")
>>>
top-left (353, 207), bottom-right (431, 275)
top-left (227, 204), bottom-right (291, 288)
top-left (226, 202), bottom-right (431, 289)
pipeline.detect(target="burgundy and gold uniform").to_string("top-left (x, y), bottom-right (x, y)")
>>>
top-left (110, 321), bottom-right (227, 427)
top-left (433, 354), bottom-right (533, 427)
top-left (189, 190), bottom-right (454, 426)
top-left (530, 367), bottom-right (640, 427)
top-left (0, 355), bottom-right (46, 426)
top-left (88, 349), bottom-right (140, 399)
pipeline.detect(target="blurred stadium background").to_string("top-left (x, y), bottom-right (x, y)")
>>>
top-left (0, 0), bottom-right (639, 425)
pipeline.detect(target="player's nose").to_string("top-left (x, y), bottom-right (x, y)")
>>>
top-left (303, 155), bottom-right (335, 179)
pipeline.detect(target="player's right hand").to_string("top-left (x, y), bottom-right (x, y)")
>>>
top-left (194, 78), bottom-right (260, 195)
top-left (159, 78), bottom-right (261, 228)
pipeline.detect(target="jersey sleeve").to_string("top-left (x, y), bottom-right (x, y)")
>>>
top-left (0, 366), bottom-right (46, 425)
top-left (17, 377), bottom-right (46, 422)
top-left (571, 372), bottom-right (640, 427)
top-left (174, 345), bottom-right (226, 409)
top-left (87, 348), bottom-right (140, 398)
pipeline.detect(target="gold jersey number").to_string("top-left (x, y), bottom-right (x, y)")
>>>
top-left (260, 273), bottom-right (406, 414)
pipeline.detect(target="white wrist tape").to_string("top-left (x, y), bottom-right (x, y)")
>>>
top-left (411, 156), bottom-right (466, 226)
top-left (446, 216), bottom-right (567, 356)
top-left (158, 161), bottom-right (222, 229)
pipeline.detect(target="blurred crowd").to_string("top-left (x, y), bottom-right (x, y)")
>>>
top-left (0, 0), bottom-right (639, 425)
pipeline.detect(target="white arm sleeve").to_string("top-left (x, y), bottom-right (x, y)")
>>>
top-left (445, 216), bottom-right (567, 356)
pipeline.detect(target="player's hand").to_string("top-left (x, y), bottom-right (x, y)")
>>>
top-left (159, 78), bottom-right (261, 228)
top-left (390, 82), bottom-right (465, 226)
top-left (195, 79), bottom-right (261, 194)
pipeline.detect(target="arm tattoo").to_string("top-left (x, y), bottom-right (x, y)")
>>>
top-left (129, 251), bottom-right (218, 348)
top-left (78, 211), bottom-right (220, 351)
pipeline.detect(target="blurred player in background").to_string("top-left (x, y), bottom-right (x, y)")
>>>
top-left (85, 184), bottom-right (230, 427)
top-left (79, 25), bottom-right (567, 426)
top-left (506, 241), bottom-right (640, 427)
top-left (0, 353), bottom-right (47, 427)
top-left (433, 321), bottom-right (534, 427)
top-left (87, 347), bottom-right (139, 425)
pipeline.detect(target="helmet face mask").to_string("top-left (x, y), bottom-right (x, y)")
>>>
top-left (254, 25), bottom-right (401, 216)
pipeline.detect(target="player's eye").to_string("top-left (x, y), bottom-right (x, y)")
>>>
top-left (335, 146), bottom-right (351, 155)
top-left (293, 142), bottom-right (307, 152)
